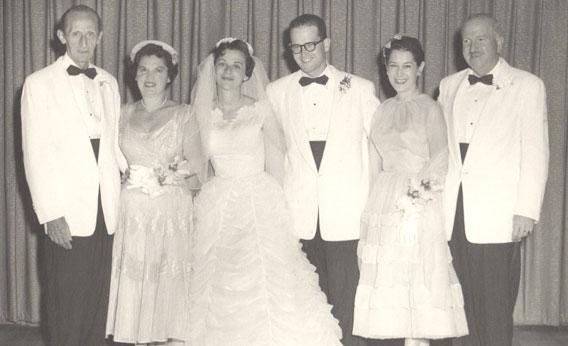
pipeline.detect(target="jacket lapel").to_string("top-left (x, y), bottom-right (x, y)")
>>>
top-left (448, 71), bottom-right (469, 168)
top-left (53, 58), bottom-right (91, 139)
top-left (462, 61), bottom-right (515, 166)
top-left (96, 73), bottom-right (128, 172)
top-left (286, 72), bottom-right (318, 173)
top-left (318, 66), bottom-right (343, 174)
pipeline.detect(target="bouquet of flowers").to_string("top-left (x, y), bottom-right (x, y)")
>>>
top-left (125, 156), bottom-right (192, 198)
top-left (395, 177), bottom-right (443, 242)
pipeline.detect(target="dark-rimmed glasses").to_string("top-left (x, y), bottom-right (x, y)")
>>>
top-left (288, 38), bottom-right (325, 54)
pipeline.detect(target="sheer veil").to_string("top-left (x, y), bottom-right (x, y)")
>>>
top-left (190, 51), bottom-right (286, 183)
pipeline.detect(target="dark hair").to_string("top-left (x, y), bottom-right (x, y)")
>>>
top-left (130, 43), bottom-right (179, 85)
top-left (213, 40), bottom-right (255, 78)
top-left (60, 5), bottom-right (102, 33)
top-left (289, 14), bottom-right (327, 39)
top-left (383, 35), bottom-right (425, 66)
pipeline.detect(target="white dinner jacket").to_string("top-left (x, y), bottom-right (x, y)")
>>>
top-left (439, 58), bottom-right (549, 243)
top-left (21, 56), bottom-right (127, 236)
top-left (267, 65), bottom-right (379, 241)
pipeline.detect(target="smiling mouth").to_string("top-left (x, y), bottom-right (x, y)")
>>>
top-left (144, 82), bottom-right (156, 87)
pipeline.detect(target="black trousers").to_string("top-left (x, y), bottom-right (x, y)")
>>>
top-left (302, 141), bottom-right (402, 346)
top-left (301, 226), bottom-right (367, 346)
top-left (448, 144), bottom-right (521, 346)
top-left (42, 139), bottom-right (113, 346)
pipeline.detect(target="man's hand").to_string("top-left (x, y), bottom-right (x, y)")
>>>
top-left (46, 217), bottom-right (72, 249)
top-left (512, 215), bottom-right (535, 242)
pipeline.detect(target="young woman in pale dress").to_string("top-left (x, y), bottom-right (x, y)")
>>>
top-left (188, 38), bottom-right (341, 346)
top-left (353, 36), bottom-right (468, 346)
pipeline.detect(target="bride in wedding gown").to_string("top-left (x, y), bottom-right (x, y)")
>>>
top-left (188, 38), bottom-right (342, 346)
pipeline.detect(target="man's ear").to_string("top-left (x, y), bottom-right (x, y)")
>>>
top-left (97, 31), bottom-right (103, 45)
top-left (57, 29), bottom-right (66, 45)
top-left (323, 37), bottom-right (331, 53)
top-left (496, 34), bottom-right (504, 54)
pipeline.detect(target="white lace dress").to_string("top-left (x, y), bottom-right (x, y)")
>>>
top-left (188, 101), bottom-right (342, 345)
top-left (106, 104), bottom-right (194, 343)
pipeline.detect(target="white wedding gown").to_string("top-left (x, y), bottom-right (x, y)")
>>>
top-left (188, 101), bottom-right (342, 345)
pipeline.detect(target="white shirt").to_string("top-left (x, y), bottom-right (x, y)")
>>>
top-left (63, 54), bottom-right (102, 139)
top-left (454, 59), bottom-right (503, 143)
top-left (301, 65), bottom-right (335, 141)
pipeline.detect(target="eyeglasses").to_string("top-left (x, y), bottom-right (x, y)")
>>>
top-left (288, 38), bottom-right (325, 54)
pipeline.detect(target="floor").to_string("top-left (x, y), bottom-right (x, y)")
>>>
top-left (0, 324), bottom-right (567, 345)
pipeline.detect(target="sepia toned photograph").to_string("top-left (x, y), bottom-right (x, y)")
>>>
top-left (0, 1), bottom-right (566, 345)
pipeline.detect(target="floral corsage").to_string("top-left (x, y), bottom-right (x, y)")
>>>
top-left (395, 177), bottom-right (443, 242)
top-left (339, 74), bottom-right (352, 94)
top-left (124, 156), bottom-right (192, 198)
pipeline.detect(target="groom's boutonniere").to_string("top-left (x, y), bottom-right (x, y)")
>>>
top-left (339, 74), bottom-right (352, 94)
top-left (492, 80), bottom-right (507, 90)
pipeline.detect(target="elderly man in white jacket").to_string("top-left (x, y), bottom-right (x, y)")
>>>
top-left (21, 5), bottom-right (125, 346)
top-left (438, 13), bottom-right (549, 346)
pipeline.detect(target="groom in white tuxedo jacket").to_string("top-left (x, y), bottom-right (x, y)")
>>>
top-left (439, 14), bottom-right (548, 346)
top-left (21, 5), bottom-right (126, 346)
top-left (267, 14), bottom-right (379, 346)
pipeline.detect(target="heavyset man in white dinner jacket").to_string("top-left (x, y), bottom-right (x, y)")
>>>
top-left (21, 5), bottom-right (125, 346)
top-left (266, 14), bottom-right (379, 346)
top-left (438, 14), bottom-right (548, 346)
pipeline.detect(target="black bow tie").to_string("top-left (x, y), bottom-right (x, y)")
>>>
top-left (468, 74), bottom-right (493, 86)
top-left (299, 75), bottom-right (329, 87)
top-left (67, 65), bottom-right (97, 79)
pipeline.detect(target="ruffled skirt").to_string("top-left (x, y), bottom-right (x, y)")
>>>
top-left (353, 171), bottom-right (468, 339)
top-left (106, 186), bottom-right (193, 343)
top-left (189, 173), bottom-right (342, 345)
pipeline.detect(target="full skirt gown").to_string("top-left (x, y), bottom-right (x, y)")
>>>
top-left (189, 101), bottom-right (342, 345)
top-left (353, 95), bottom-right (468, 339)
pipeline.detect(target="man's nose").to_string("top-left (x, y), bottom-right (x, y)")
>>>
top-left (79, 35), bottom-right (87, 47)
top-left (469, 42), bottom-right (480, 53)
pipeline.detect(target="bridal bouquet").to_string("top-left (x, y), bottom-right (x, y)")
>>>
top-left (125, 156), bottom-right (192, 198)
top-left (395, 177), bottom-right (443, 242)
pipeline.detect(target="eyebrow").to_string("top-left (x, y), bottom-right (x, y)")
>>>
top-left (219, 60), bottom-right (244, 65)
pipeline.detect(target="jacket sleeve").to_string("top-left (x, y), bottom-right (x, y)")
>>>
top-left (514, 77), bottom-right (549, 221)
top-left (21, 77), bottom-right (66, 224)
top-left (360, 80), bottom-right (380, 137)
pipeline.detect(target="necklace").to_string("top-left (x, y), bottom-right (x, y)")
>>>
top-left (141, 96), bottom-right (168, 112)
